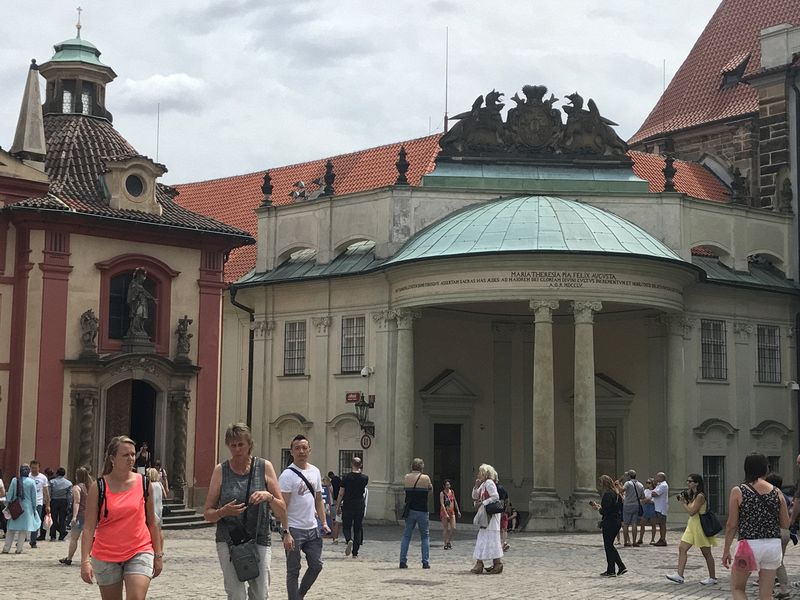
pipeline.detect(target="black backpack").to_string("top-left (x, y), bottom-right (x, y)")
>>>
top-left (97, 473), bottom-right (149, 525)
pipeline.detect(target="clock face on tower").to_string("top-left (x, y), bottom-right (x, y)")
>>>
top-left (125, 174), bottom-right (144, 199)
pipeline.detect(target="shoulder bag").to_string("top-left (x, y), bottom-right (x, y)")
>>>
top-left (485, 482), bottom-right (506, 515)
top-left (7, 479), bottom-right (24, 520)
top-left (633, 481), bottom-right (644, 517)
top-left (698, 492), bottom-right (722, 537)
top-left (227, 457), bottom-right (262, 582)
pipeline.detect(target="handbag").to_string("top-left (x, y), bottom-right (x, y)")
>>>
top-left (7, 498), bottom-right (23, 520)
top-left (484, 482), bottom-right (506, 515)
top-left (699, 507), bottom-right (722, 537)
top-left (733, 539), bottom-right (757, 572)
top-left (227, 457), bottom-right (261, 582)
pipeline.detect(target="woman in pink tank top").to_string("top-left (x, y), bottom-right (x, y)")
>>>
top-left (80, 435), bottom-right (163, 598)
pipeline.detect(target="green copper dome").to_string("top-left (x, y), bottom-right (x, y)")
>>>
top-left (385, 195), bottom-right (683, 265)
top-left (49, 35), bottom-right (109, 68)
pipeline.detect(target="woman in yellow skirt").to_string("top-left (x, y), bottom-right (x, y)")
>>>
top-left (665, 473), bottom-right (718, 585)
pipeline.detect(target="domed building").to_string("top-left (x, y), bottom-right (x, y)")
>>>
top-left (0, 28), bottom-right (253, 508)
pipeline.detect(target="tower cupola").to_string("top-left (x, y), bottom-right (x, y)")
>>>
top-left (38, 16), bottom-right (116, 121)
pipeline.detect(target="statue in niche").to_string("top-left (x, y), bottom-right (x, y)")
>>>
top-left (439, 89), bottom-right (506, 154)
top-left (561, 92), bottom-right (627, 156)
top-left (506, 84), bottom-right (562, 150)
top-left (175, 315), bottom-right (193, 363)
top-left (778, 178), bottom-right (794, 214)
top-left (79, 309), bottom-right (99, 357)
top-left (126, 268), bottom-right (155, 338)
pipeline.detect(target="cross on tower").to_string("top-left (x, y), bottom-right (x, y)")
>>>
top-left (76, 6), bottom-right (83, 37)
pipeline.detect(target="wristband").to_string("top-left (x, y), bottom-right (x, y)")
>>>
top-left (154, 553), bottom-right (164, 559)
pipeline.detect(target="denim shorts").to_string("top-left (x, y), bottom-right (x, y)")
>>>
top-left (92, 551), bottom-right (154, 586)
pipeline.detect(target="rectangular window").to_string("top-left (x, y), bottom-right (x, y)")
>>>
top-left (700, 319), bottom-right (727, 380)
top-left (341, 316), bottom-right (365, 373)
top-left (702, 456), bottom-right (726, 515)
top-left (81, 91), bottom-right (91, 115)
top-left (281, 448), bottom-right (292, 471)
top-left (283, 321), bottom-right (306, 375)
top-left (767, 455), bottom-right (781, 475)
top-left (757, 325), bottom-right (781, 383)
top-left (62, 89), bottom-right (73, 113)
top-left (339, 449), bottom-right (363, 477)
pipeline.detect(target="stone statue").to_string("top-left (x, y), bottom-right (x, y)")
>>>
top-left (561, 92), bottom-right (627, 156)
top-left (175, 315), bottom-right (193, 363)
top-left (126, 268), bottom-right (155, 338)
top-left (439, 89), bottom-right (506, 154)
top-left (506, 84), bottom-right (562, 150)
top-left (730, 167), bottom-right (748, 204)
top-left (79, 309), bottom-right (99, 357)
top-left (438, 83), bottom-right (629, 162)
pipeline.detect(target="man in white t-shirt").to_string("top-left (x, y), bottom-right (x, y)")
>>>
top-left (650, 471), bottom-right (669, 546)
top-left (28, 460), bottom-right (50, 548)
top-left (279, 435), bottom-right (330, 600)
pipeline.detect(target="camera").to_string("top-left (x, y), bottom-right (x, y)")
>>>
top-left (675, 490), bottom-right (689, 502)
top-left (360, 366), bottom-right (373, 377)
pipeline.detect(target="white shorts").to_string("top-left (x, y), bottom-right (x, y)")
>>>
top-left (736, 538), bottom-right (782, 571)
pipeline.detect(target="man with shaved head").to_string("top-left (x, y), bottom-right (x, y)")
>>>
top-left (650, 472), bottom-right (669, 546)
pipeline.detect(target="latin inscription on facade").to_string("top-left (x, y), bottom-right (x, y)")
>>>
top-left (394, 270), bottom-right (681, 296)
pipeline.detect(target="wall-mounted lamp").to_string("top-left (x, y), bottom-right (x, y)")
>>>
top-left (355, 392), bottom-right (370, 428)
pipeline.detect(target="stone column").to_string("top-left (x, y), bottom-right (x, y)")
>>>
top-left (70, 388), bottom-right (98, 474)
top-left (572, 301), bottom-right (601, 494)
top-left (662, 314), bottom-right (692, 482)
top-left (528, 299), bottom-right (562, 531)
top-left (169, 390), bottom-right (191, 502)
top-left (393, 309), bottom-right (419, 482)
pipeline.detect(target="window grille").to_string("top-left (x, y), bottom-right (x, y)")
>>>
top-left (280, 448), bottom-right (292, 471)
top-left (757, 325), bottom-right (781, 383)
top-left (283, 321), bottom-right (306, 375)
top-left (767, 456), bottom-right (781, 475)
top-left (81, 91), bottom-right (91, 115)
top-left (700, 319), bottom-right (727, 380)
top-left (338, 449), bottom-right (363, 476)
top-left (702, 456), bottom-right (726, 515)
top-left (62, 89), bottom-right (73, 113)
top-left (341, 316), bottom-right (365, 373)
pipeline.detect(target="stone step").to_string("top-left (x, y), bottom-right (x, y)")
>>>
top-left (162, 518), bottom-right (213, 531)
top-left (163, 513), bottom-right (207, 524)
top-left (163, 508), bottom-right (196, 517)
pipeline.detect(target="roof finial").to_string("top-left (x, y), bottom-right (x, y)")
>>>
top-left (76, 6), bottom-right (83, 38)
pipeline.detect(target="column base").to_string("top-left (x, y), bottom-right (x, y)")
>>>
top-left (568, 490), bottom-right (602, 532)
top-left (526, 489), bottom-right (565, 531)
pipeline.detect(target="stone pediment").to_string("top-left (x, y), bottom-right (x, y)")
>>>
top-left (420, 369), bottom-right (479, 401)
top-left (439, 84), bottom-right (630, 166)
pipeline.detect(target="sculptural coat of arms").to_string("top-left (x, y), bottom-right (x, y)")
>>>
top-left (439, 84), bottom-right (629, 163)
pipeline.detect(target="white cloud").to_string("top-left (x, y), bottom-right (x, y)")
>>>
top-left (114, 73), bottom-right (207, 114)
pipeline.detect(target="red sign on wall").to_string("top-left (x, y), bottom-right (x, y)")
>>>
top-left (345, 392), bottom-right (361, 403)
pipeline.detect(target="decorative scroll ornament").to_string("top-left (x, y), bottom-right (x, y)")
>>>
top-left (439, 84), bottom-right (629, 163)
top-left (253, 319), bottom-right (275, 339)
top-left (312, 316), bottom-right (332, 335)
top-left (572, 300), bottom-right (602, 324)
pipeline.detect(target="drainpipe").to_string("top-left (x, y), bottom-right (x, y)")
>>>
top-left (792, 79), bottom-right (800, 453)
top-left (229, 285), bottom-right (254, 428)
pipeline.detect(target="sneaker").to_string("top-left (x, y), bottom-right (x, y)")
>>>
top-left (618, 567), bottom-right (628, 576)
top-left (399, 562), bottom-right (408, 569)
top-left (600, 571), bottom-right (616, 577)
top-left (700, 577), bottom-right (718, 586)
top-left (654, 540), bottom-right (667, 547)
top-left (345, 540), bottom-right (353, 556)
top-left (666, 573), bottom-right (685, 584)
top-left (422, 562), bottom-right (430, 569)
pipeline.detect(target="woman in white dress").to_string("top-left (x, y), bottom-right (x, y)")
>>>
top-left (470, 464), bottom-right (503, 574)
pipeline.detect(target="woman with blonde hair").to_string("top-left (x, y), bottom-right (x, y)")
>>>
top-left (590, 475), bottom-right (626, 577)
top-left (59, 466), bottom-right (92, 566)
top-left (470, 464), bottom-right (503, 574)
top-left (81, 436), bottom-right (163, 598)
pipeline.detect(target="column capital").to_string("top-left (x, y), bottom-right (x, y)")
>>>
top-left (253, 319), bottom-right (276, 340)
top-left (530, 299), bottom-right (559, 322)
top-left (168, 389), bottom-right (191, 411)
top-left (311, 315), bottom-right (332, 336)
top-left (391, 308), bottom-right (421, 329)
top-left (371, 310), bottom-right (392, 331)
top-left (658, 313), bottom-right (696, 340)
top-left (571, 300), bottom-right (602, 324)
top-left (733, 321), bottom-right (753, 343)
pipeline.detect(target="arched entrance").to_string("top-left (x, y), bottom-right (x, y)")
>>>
top-left (105, 379), bottom-right (159, 459)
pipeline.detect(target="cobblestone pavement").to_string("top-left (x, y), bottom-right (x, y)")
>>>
top-left (2, 525), bottom-right (799, 599)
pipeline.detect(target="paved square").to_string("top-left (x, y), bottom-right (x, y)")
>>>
top-left (2, 526), bottom-right (798, 598)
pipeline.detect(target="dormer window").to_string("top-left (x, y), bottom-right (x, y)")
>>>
top-left (125, 174), bottom-right (144, 197)
top-left (62, 89), bottom-right (73, 113)
top-left (720, 52), bottom-right (751, 90)
top-left (102, 156), bottom-right (166, 216)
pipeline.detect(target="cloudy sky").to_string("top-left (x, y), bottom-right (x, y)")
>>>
top-left (2, 1), bottom-right (721, 184)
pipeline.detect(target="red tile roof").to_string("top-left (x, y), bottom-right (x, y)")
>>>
top-left (629, 150), bottom-right (730, 202)
top-left (629, 0), bottom-right (800, 145)
top-left (176, 139), bottom-right (730, 281)
top-left (174, 135), bottom-right (441, 280)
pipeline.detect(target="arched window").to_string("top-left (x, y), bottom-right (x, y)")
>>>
top-left (62, 89), bottom-right (73, 113)
top-left (108, 271), bottom-right (157, 340)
